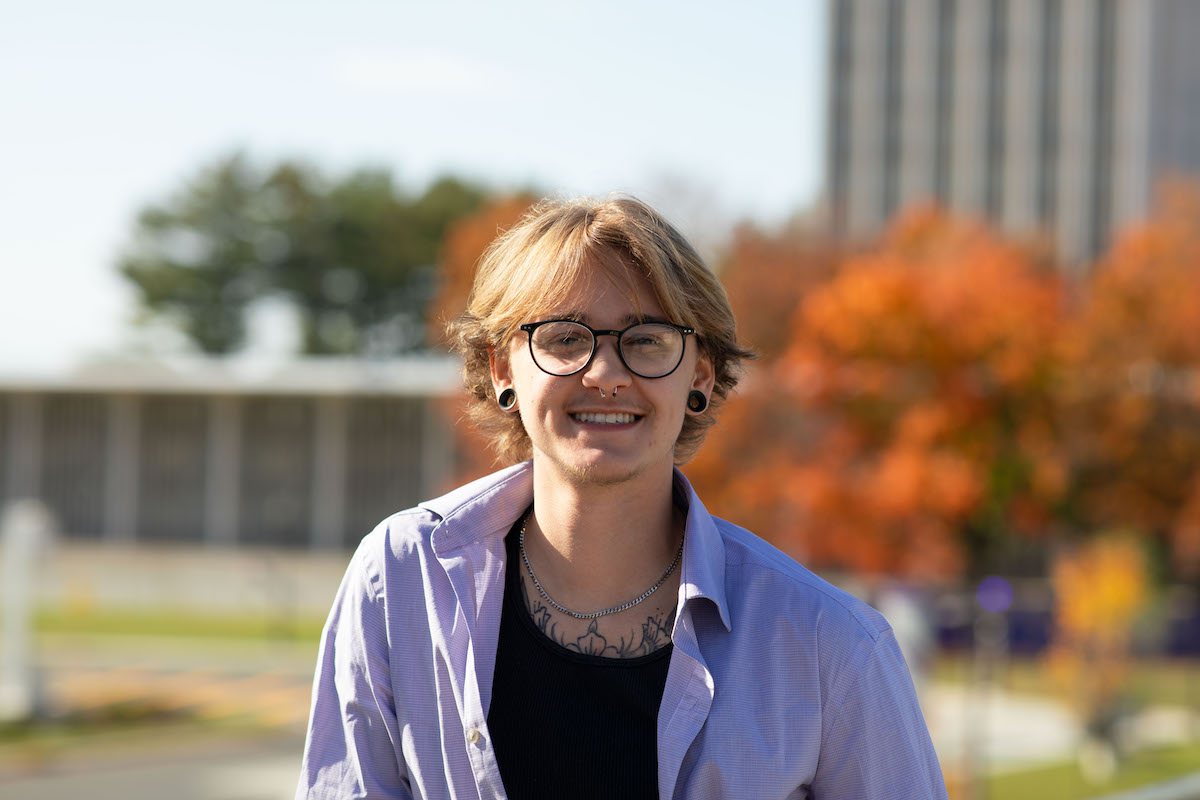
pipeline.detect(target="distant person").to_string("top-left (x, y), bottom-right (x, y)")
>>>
top-left (296, 195), bottom-right (947, 799)
top-left (876, 581), bottom-right (936, 699)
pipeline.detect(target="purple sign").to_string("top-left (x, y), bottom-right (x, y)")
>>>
top-left (976, 575), bottom-right (1014, 614)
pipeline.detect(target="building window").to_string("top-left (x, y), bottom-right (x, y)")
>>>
top-left (1090, 0), bottom-right (1117, 260)
top-left (882, 0), bottom-right (905, 219)
top-left (1037, 0), bottom-right (1061, 226)
top-left (0, 395), bottom-right (9, 505)
top-left (344, 398), bottom-right (426, 548)
top-left (41, 394), bottom-right (106, 538)
top-left (934, 0), bottom-right (957, 205)
top-left (240, 397), bottom-right (314, 547)
top-left (985, 0), bottom-right (1009, 218)
top-left (138, 396), bottom-right (207, 542)
top-left (830, 0), bottom-right (854, 235)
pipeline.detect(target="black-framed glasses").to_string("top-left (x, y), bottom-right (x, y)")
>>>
top-left (518, 319), bottom-right (696, 379)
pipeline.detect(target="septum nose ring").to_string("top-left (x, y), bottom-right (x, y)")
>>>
top-left (598, 388), bottom-right (616, 399)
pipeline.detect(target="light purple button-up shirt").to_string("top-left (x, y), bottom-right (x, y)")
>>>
top-left (296, 461), bottom-right (948, 799)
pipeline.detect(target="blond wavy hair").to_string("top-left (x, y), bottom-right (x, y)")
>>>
top-left (447, 194), bottom-right (753, 465)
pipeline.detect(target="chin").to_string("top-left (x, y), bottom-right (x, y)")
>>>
top-left (544, 449), bottom-right (651, 488)
top-left (567, 463), bottom-right (644, 487)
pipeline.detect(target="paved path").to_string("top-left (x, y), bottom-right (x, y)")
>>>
top-left (923, 682), bottom-right (1082, 775)
top-left (31, 633), bottom-right (317, 730)
top-left (0, 729), bottom-right (303, 800)
top-left (44, 660), bottom-right (313, 731)
top-left (0, 634), bottom-right (317, 797)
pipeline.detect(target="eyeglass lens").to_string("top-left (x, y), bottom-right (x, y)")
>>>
top-left (529, 321), bottom-right (685, 378)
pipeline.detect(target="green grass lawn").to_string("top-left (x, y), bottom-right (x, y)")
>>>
top-left (0, 715), bottom-right (300, 778)
top-left (35, 606), bottom-right (327, 643)
top-left (933, 653), bottom-right (1200, 709)
top-left (978, 741), bottom-right (1200, 800)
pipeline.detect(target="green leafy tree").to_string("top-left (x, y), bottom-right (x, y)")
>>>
top-left (119, 152), bottom-right (487, 355)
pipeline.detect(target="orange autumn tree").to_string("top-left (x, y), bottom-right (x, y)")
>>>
top-left (685, 224), bottom-right (838, 539)
top-left (717, 223), bottom-right (840, 359)
top-left (430, 193), bottom-right (539, 486)
top-left (428, 192), bottom-right (540, 347)
top-left (1038, 183), bottom-right (1200, 745)
top-left (693, 209), bottom-right (1068, 581)
top-left (1062, 180), bottom-right (1200, 576)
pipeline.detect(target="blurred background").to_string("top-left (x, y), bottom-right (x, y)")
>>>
top-left (2, 0), bottom-right (1199, 798)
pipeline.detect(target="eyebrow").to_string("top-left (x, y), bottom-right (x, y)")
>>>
top-left (554, 311), bottom-right (670, 327)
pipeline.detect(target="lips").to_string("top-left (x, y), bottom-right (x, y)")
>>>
top-left (571, 411), bottom-right (640, 425)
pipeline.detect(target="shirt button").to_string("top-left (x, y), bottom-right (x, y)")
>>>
top-left (466, 727), bottom-right (481, 744)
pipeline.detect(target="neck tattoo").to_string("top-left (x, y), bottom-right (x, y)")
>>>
top-left (518, 510), bottom-right (684, 620)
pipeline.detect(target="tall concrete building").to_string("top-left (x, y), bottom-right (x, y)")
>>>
top-left (826, 0), bottom-right (1200, 267)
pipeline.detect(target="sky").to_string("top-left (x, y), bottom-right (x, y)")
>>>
top-left (0, 0), bottom-right (827, 371)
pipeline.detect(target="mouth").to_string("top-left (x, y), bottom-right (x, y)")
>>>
top-left (570, 411), bottom-right (641, 425)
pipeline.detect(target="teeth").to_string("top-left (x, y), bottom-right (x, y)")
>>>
top-left (573, 412), bottom-right (636, 425)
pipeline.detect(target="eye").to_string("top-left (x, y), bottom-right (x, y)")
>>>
top-left (533, 322), bottom-right (593, 355)
top-left (622, 324), bottom-right (675, 349)
top-left (626, 333), bottom-right (661, 346)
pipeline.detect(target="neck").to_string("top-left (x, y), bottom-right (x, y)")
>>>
top-left (524, 462), bottom-right (683, 612)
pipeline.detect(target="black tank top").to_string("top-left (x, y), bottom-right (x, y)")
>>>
top-left (487, 516), bottom-right (672, 799)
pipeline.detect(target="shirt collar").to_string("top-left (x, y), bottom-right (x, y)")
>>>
top-left (419, 461), bottom-right (732, 632)
top-left (420, 461), bottom-right (533, 557)
top-left (674, 468), bottom-right (733, 632)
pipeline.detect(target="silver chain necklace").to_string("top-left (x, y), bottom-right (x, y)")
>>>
top-left (518, 511), bottom-right (684, 620)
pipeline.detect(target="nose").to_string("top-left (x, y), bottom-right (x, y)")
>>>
top-left (580, 334), bottom-right (632, 396)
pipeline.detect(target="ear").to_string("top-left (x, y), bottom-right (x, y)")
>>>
top-left (489, 346), bottom-right (513, 397)
top-left (691, 351), bottom-right (716, 396)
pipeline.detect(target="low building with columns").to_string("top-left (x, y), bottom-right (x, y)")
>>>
top-left (0, 357), bottom-right (463, 552)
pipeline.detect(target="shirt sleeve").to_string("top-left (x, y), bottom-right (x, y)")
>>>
top-left (811, 628), bottom-right (948, 800)
top-left (296, 539), bottom-right (413, 800)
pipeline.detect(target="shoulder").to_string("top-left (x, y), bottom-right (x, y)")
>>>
top-left (676, 470), bottom-right (890, 648)
top-left (361, 462), bottom-right (530, 545)
top-left (706, 518), bottom-right (920, 730)
top-left (327, 508), bottom-right (433, 611)
top-left (349, 462), bottom-right (533, 584)
top-left (368, 506), bottom-right (440, 560)
top-left (711, 516), bottom-right (892, 646)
